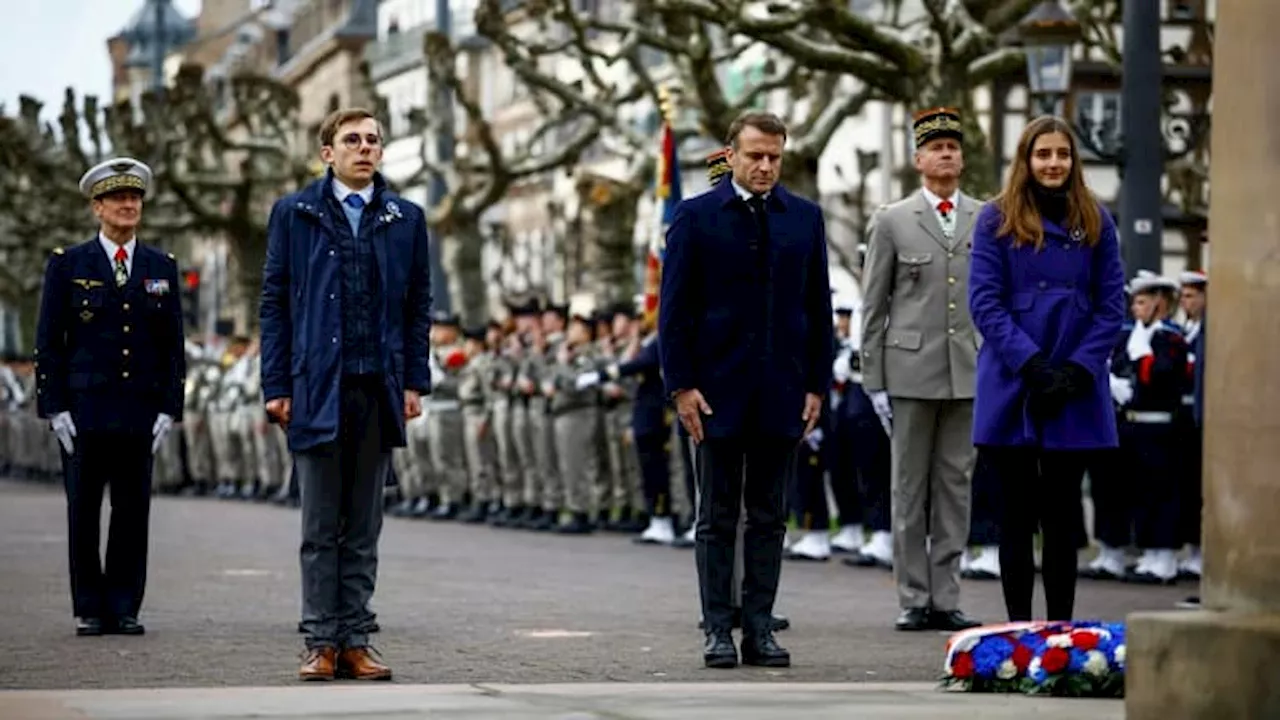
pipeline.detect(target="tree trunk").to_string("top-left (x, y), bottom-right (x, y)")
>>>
top-left (448, 220), bottom-right (488, 328)
top-left (17, 291), bottom-right (39, 353)
top-left (781, 153), bottom-right (820, 200)
top-left (578, 177), bottom-right (642, 305)
top-left (231, 227), bottom-right (268, 334)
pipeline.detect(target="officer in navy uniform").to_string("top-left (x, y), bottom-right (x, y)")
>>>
top-left (1102, 272), bottom-right (1188, 584)
top-left (1174, 271), bottom-right (1207, 581)
top-left (829, 298), bottom-right (894, 570)
top-left (36, 158), bottom-right (185, 637)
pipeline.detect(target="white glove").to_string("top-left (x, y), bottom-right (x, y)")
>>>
top-left (869, 390), bottom-right (893, 437)
top-left (1126, 322), bottom-right (1155, 361)
top-left (832, 350), bottom-right (852, 384)
top-left (575, 371), bottom-right (602, 391)
top-left (151, 413), bottom-right (174, 454)
top-left (805, 426), bottom-right (824, 451)
top-left (1109, 374), bottom-right (1134, 406)
top-left (51, 411), bottom-right (76, 454)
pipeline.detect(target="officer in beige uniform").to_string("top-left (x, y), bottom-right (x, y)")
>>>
top-left (601, 305), bottom-right (644, 531)
top-left (506, 304), bottom-right (542, 527)
top-left (860, 107), bottom-right (982, 633)
top-left (427, 312), bottom-right (468, 518)
top-left (458, 325), bottom-right (494, 522)
top-left (523, 305), bottom-right (568, 530)
top-left (486, 321), bottom-right (522, 525)
top-left (183, 352), bottom-right (220, 495)
top-left (546, 312), bottom-right (600, 533)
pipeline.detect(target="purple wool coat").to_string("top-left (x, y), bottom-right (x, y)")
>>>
top-left (967, 203), bottom-right (1127, 449)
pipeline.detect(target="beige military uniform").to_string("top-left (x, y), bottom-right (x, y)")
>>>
top-left (860, 190), bottom-right (981, 613)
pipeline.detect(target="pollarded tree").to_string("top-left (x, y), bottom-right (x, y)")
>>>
top-left (403, 25), bottom-right (612, 323)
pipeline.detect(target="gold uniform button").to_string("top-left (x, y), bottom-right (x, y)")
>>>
top-left (123, 325), bottom-right (131, 333)
top-left (948, 277), bottom-right (956, 285)
top-left (948, 302), bottom-right (956, 311)
top-left (122, 349), bottom-right (130, 356)
top-left (122, 371), bottom-right (129, 379)
top-left (123, 303), bottom-right (130, 311)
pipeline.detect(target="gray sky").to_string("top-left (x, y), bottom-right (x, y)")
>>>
top-left (1, 0), bottom-right (201, 114)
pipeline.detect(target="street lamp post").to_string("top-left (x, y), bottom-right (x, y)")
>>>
top-left (1016, 0), bottom-right (1185, 279)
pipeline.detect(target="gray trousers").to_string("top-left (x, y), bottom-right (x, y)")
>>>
top-left (889, 397), bottom-right (975, 612)
top-left (296, 376), bottom-right (391, 650)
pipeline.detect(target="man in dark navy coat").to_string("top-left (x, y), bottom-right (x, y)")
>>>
top-left (659, 111), bottom-right (833, 669)
top-left (35, 157), bottom-right (185, 637)
top-left (260, 108), bottom-right (433, 682)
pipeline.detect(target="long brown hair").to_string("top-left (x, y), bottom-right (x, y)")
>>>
top-left (995, 116), bottom-right (1103, 249)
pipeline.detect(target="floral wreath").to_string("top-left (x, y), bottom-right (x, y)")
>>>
top-left (941, 620), bottom-right (1126, 698)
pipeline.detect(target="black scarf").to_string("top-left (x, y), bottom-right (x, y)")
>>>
top-left (1030, 181), bottom-right (1070, 226)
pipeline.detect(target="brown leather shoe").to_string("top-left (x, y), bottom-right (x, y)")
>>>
top-left (338, 647), bottom-right (392, 681)
top-left (299, 647), bottom-right (337, 681)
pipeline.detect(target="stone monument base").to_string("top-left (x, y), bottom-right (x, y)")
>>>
top-left (1126, 610), bottom-right (1280, 719)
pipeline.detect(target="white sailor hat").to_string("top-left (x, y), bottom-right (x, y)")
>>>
top-left (1128, 270), bottom-right (1179, 295)
top-left (79, 157), bottom-right (153, 200)
top-left (1179, 270), bottom-right (1207, 287)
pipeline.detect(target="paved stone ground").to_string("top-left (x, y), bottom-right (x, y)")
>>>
top-left (0, 477), bottom-right (1185, 690)
top-left (4, 683), bottom-right (1124, 719)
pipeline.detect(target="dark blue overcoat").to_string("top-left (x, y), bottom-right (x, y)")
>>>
top-left (259, 172), bottom-right (433, 451)
top-left (968, 204), bottom-right (1126, 449)
top-left (657, 179), bottom-right (833, 439)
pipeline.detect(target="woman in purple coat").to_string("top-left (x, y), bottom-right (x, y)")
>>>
top-left (968, 116), bottom-right (1127, 622)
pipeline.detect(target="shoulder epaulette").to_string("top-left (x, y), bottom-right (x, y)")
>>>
top-left (52, 247), bottom-right (64, 255)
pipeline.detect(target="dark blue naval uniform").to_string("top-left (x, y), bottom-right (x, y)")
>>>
top-left (35, 239), bottom-right (185, 623)
top-left (1089, 319), bottom-right (1188, 564)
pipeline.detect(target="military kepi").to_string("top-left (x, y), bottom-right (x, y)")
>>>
top-left (79, 157), bottom-right (153, 200)
top-left (706, 148), bottom-right (731, 184)
top-left (912, 107), bottom-right (963, 148)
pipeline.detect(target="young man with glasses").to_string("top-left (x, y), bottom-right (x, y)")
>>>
top-left (260, 108), bottom-right (434, 681)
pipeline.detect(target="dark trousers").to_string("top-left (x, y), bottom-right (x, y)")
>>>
top-left (62, 430), bottom-right (153, 620)
top-left (636, 432), bottom-right (673, 518)
top-left (295, 375), bottom-right (390, 650)
top-left (986, 446), bottom-right (1088, 622)
top-left (1123, 422), bottom-right (1181, 550)
top-left (832, 416), bottom-right (891, 532)
top-left (694, 435), bottom-right (795, 634)
top-left (1177, 419), bottom-right (1203, 547)
top-left (1087, 446), bottom-right (1129, 548)
top-left (679, 434), bottom-right (697, 523)
top-left (967, 450), bottom-right (1003, 546)
top-left (788, 440), bottom-right (829, 530)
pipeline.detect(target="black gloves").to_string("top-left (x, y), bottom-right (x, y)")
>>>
top-left (1059, 362), bottom-right (1092, 396)
top-left (1022, 354), bottom-right (1061, 395)
top-left (1023, 355), bottom-right (1092, 418)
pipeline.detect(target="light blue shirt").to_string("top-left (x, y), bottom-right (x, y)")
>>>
top-left (332, 177), bottom-right (374, 236)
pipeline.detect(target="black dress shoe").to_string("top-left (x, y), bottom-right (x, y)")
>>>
top-left (895, 608), bottom-right (931, 631)
top-left (931, 609), bottom-right (980, 632)
top-left (111, 617), bottom-right (146, 635)
top-left (741, 630), bottom-right (790, 667)
top-left (703, 630), bottom-right (737, 669)
top-left (76, 617), bottom-right (103, 637)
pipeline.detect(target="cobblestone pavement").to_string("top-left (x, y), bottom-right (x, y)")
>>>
top-left (0, 478), bottom-right (1186, 690)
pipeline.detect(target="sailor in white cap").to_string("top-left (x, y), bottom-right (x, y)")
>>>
top-left (34, 156), bottom-right (184, 637)
top-left (1107, 272), bottom-right (1188, 584)
top-left (1174, 270), bottom-right (1207, 584)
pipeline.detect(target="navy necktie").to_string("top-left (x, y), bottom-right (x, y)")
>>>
top-left (344, 194), bottom-right (366, 209)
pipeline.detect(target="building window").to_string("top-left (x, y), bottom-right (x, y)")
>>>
top-left (1074, 91), bottom-right (1121, 158)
